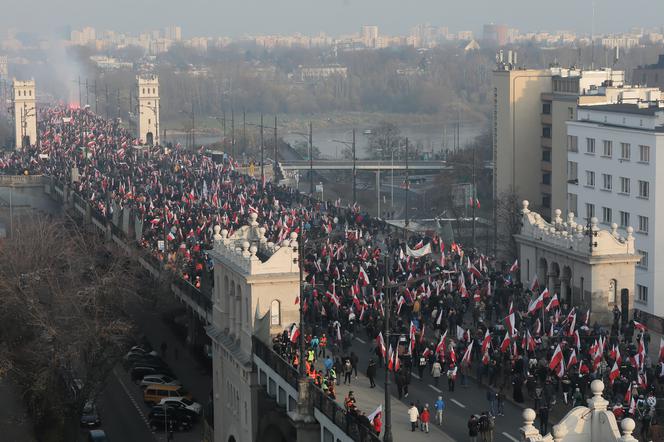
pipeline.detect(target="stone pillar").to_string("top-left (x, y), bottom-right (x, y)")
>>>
top-left (520, 408), bottom-right (542, 441)
top-left (619, 418), bottom-right (638, 442)
top-left (288, 379), bottom-right (320, 442)
top-left (85, 202), bottom-right (92, 224)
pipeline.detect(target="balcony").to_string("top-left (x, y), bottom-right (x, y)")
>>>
top-left (541, 137), bottom-right (552, 148)
top-left (541, 114), bottom-right (552, 125)
top-left (541, 161), bottom-right (552, 172)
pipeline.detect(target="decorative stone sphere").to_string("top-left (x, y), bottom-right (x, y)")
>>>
top-left (290, 232), bottom-right (298, 241)
top-left (626, 226), bottom-right (634, 235)
top-left (267, 242), bottom-right (274, 248)
top-left (221, 229), bottom-right (229, 238)
top-left (282, 240), bottom-right (291, 247)
top-left (250, 212), bottom-right (258, 221)
top-left (621, 417), bottom-right (635, 433)
top-left (590, 216), bottom-right (598, 226)
top-left (259, 227), bottom-right (266, 236)
top-left (522, 408), bottom-right (536, 423)
top-left (611, 223), bottom-right (618, 231)
top-left (250, 245), bottom-right (258, 255)
top-left (213, 225), bottom-right (221, 234)
top-left (552, 424), bottom-right (567, 439)
top-left (522, 200), bottom-right (529, 210)
top-left (576, 224), bottom-right (584, 233)
top-left (554, 209), bottom-right (562, 218)
top-left (242, 241), bottom-right (250, 250)
top-left (590, 379), bottom-right (604, 395)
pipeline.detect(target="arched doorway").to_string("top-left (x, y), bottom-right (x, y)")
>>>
top-left (228, 436), bottom-right (236, 442)
top-left (549, 262), bottom-right (561, 295)
top-left (538, 258), bottom-right (548, 289)
top-left (22, 135), bottom-right (31, 148)
top-left (146, 132), bottom-right (154, 146)
top-left (562, 266), bottom-right (572, 307)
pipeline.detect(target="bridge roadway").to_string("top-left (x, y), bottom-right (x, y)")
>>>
top-left (279, 160), bottom-right (450, 171)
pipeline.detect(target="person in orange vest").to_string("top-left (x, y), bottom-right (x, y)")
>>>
top-left (319, 334), bottom-right (328, 358)
top-left (314, 370), bottom-right (323, 386)
top-left (293, 353), bottom-right (299, 370)
top-left (327, 381), bottom-right (336, 400)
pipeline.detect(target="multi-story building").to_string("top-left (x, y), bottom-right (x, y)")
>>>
top-left (0, 55), bottom-right (7, 80)
top-left (360, 25), bottom-right (379, 48)
top-left (483, 24), bottom-right (509, 46)
top-left (494, 64), bottom-right (657, 220)
top-left (293, 64), bottom-right (348, 81)
top-left (633, 54), bottom-right (664, 89)
top-left (566, 101), bottom-right (664, 315)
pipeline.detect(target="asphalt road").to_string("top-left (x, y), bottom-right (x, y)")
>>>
top-left (344, 335), bottom-right (526, 442)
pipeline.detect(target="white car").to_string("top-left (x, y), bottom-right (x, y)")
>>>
top-left (139, 374), bottom-right (182, 389)
top-left (159, 397), bottom-right (203, 416)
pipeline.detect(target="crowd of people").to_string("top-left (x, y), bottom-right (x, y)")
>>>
top-left (2, 105), bottom-right (664, 441)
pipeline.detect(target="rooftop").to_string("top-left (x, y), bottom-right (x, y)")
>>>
top-left (578, 102), bottom-right (664, 116)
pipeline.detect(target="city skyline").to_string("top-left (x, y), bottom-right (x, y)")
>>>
top-left (3, 0), bottom-right (663, 38)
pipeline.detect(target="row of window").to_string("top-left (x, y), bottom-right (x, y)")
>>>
top-left (142, 87), bottom-right (157, 94)
top-left (16, 89), bottom-right (32, 97)
top-left (585, 203), bottom-right (649, 233)
top-left (568, 135), bottom-right (651, 163)
top-left (570, 164), bottom-right (650, 199)
top-left (637, 284), bottom-right (648, 304)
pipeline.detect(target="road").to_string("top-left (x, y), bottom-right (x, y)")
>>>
top-left (342, 335), bottom-right (527, 442)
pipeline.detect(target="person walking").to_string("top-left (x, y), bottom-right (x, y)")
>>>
top-left (343, 357), bottom-right (353, 384)
top-left (538, 401), bottom-right (549, 435)
top-left (431, 360), bottom-right (442, 386)
top-left (367, 358), bottom-right (377, 388)
top-left (408, 402), bottom-right (419, 432)
top-left (478, 412), bottom-right (495, 442)
top-left (468, 414), bottom-right (479, 442)
top-left (350, 351), bottom-right (359, 379)
top-left (434, 395), bottom-right (445, 425)
top-left (421, 405), bottom-right (431, 433)
top-left (447, 363), bottom-right (457, 392)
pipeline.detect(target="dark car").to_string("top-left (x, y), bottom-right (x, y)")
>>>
top-left (149, 404), bottom-right (196, 422)
top-left (130, 366), bottom-right (174, 382)
top-left (87, 429), bottom-right (107, 441)
top-left (80, 401), bottom-right (101, 427)
top-left (123, 353), bottom-right (162, 368)
top-left (127, 356), bottom-right (168, 370)
top-left (148, 414), bottom-right (192, 432)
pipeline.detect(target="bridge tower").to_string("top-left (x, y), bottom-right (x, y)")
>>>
top-left (137, 74), bottom-right (160, 146)
top-left (13, 79), bottom-right (37, 150)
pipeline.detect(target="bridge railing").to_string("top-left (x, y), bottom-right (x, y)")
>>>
top-left (311, 387), bottom-right (380, 442)
top-left (252, 336), bottom-right (299, 389)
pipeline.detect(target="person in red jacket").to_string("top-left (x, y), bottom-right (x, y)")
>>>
top-left (420, 405), bottom-right (430, 433)
top-left (372, 413), bottom-right (382, 436)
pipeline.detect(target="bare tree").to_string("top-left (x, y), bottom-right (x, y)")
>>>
top-left (0, 214), bottom-right (145, 441)
top-left (495, 190), bottom-right (522, 261)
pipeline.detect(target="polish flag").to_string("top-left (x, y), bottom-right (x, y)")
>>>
top-left (566, 349), bottom-right (578, 370)
top-left (548, 344), bottom-right (563, 370)
top-left (555, 356), bottom-right (565, 378)
top-left (397, 296), bottom-right (406, 315)
top-left (609, 361), bottom-right (620, 384)
top-left (509, 259), bottom-right (519, 273)
top-left (387, 345), bottom-right (395, 371)
top-left (534, 318), bottom-right (541, 336)
top-left (527, 292), bottom-right (545, 315)
top-left (358, 266), bottom-right (370, 286)
top-left (468, 262), bottom-right (482, 278)
top-left (435, 331), bottom-right (447, 355)
top-left (573, 330), bottom-right (580, 351)
top-left (461, 341), bottom-right (474, 366)
top-left (540, 287), bottom-right (550, 299)
top-left (504, 312), bottom-right (517, 337)
top-left (659, 337), bottom-right (664, 363)
top-left (633, 320), bottom-right (647, 331)
top-left (481, 330), bottom-right (492, 354)
top-left (376, 332), bottom-right (387, 359)
top-left (500, 332), bottom-right (511, 352)
top-left (449, 346), bottom-right (457, 364)
top-left (289, 325), bottom-right (300, 344)
top-left (529, 275), bottom-right (540, 292)
top-left (393, 351), bottom-right (401, 372)
top-left (545, 294), bottom-right (560, 312)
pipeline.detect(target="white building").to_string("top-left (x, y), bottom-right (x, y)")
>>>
top-left (567, 101), bottom-right (664, 315)
top-left (137, 75), bottom-right (160, 146)
top-left (13, 79), bottom-right (37, 149)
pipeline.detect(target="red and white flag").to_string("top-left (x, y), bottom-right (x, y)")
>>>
top-left (500, 332), bottom-right (511, 352)
top-left (609, 361), bottom-right (620, 384)
top-left (528, 292), bottom-right (545, 315)
top-left (633, 320), bottom-right (647, 331)
top-left (289, 325), bottom-right (300, 344)
top-left (436, 331), bottom-right (447, 355)
top-left (509, 259), bottom-right (519, 273)
top-left (549, 344), bottom-right (563, 370)
top-left (545, 294), bottom-right (559, 312)
top-left (529, 275), bottom-right (539, 292)
top-left (659, 337), bottom-right (664, 363)
top-left (461, 341), bottom-right (474, 366)
top-left (376, 332), bottom-right (387, 360)
top-left (481, 330), bottom-right (492, 354)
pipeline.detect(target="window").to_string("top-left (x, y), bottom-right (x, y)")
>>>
top-left (619, 211), bottom-right (630, 228)
top-left (602, 140), bottom-right (612, 157)
top-left (542, 126), bottom-right (551, 138)
top-left (637, 250), bottom-right (648, 269)
top-left (620, 143), bottom-right (631, 160)
top-left (602, 174), bottom-right (612, 191)
top-left (542, 102), bottom-right (551, 114)
top-left (542, 194), bottom-right (551, 208)
top-left (585, 203), bottom-right (595, 219)
top-left (638, 215), bottom-right (649, 233)
top-left (567, 135), bottom-right (578, 152)
top-left (586, 138), bottom-right (595, 154)
top-left (568, 161), bottom-right (578, 182)
top-left (568, 193), bottom-right (578, 214)
top-left (602, 207), bottom-right (612, 224)
top-left (638, 180), bottom-right (649, 199)
top-left (542, 150), bottom-right (551, 162)
top-left (585, 170), bottom-right (595, 187)
top-left (542, 173), bottom-right (551, 185)
top-left (568, 107), bottom-right (574, 119)
top-left (619, 177), bottom-right (630, 194)
top-left (270, 300), bottom-right (281, 325)
top-left (637, 284), bottom-right (648, 303)
top-left (639, 145), bottom-right (650, 163)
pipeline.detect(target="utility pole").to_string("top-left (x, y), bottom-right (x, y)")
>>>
top-left (105, 84), bottom-right (109, 119)
top-left (309, 121), bottom-right (314, 195)
top-left (78, 76), bottom-right (82, 106)
top-left (405, 138), bottom-right (410, 229)
top-left (116, 89), bottom-right (120, 119)
top-left (243, 110), bottom-right (246, 155)
top-left (383, 255), bottom-right (393, 442)
top-left (191, 102), bottom-right (195, 150)
top-left (274, 115), bottom-right (278, 182)
top-left (85, 79), bottom-right (89, 106)
top-left (352, 128), bottom-right (356, 204)
top-left (471, 141), bottom-right (477, 248)
top-left (231, 109), bottom-right (235, 159)
top-left (93, 80), bottom-right (98, 114)
top-left (260, 113), bottom-right (264, 187)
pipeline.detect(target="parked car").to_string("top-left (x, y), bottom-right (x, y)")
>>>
top-left (125, 354), bottom-right (167, 370)
top-left (148, 415), bottom-right (192, 432)
top-left (130, 366), bottom-right (174, 382)
top-left (87, 429), bottom-right (108, 441)
top-left (139, 374), bottom-right (181, 389)
top-left (80, 400), bottom-right (101, 427)
top-left (159, 397), bottom-right (203, 416)
top-left (144, 385), bottom-right (192, 405)
top-left (124, 346), bottom-right (157, 360)
top-left (149, 404), bottom-right (196, 422)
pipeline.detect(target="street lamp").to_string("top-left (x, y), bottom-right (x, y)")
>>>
top-left (289, 122), bottom-right (314, 195)
top-left (179, 103), bottom-right (195, 150)
top-left (210, 110), bottom-right (236, 158)
top-left (331, 128), bottom-right (357, 204)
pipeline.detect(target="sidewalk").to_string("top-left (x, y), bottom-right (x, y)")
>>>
top-left (333, 371), bottom-right (455, 441)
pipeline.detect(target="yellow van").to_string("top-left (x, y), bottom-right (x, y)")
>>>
top-left (143, 384), bottom-right (192, 405)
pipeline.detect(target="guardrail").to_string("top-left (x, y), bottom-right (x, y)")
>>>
top-left (0, 174), bottom-right (46, 186)
top-left (252, 336), bottom-right (299, 390)
top-left (311, 387), bottom-right (380, 442)
top-left (634, 309), bottom-right (664, 334)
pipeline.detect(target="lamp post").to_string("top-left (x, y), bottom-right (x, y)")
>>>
top-left (180, 104), bottom-right (195, 150)
top-left (211, 111), bottom-right (236, 157)
top-left (382, 254), bottom-right (393, 442)
top-left (331, 129), bottom-right (357, 204)
top-left (289, 121), bottom-right (314, 195)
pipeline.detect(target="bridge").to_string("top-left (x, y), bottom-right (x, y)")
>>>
top-left (279, 159), bottom-right (450, 171)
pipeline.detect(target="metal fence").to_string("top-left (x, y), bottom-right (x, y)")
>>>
top-left (311, 387), bottom-right (381, 442)
top-left (252, 336), bottom-right (299, 389)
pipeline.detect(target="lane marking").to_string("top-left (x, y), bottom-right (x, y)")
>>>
top-left (355, 337), bottom-right (366, 344)
top-left (502, 432), bottom-right (520, 442)
top-left (428, 384), bottom-right (442, 393)
top-left (450, 399), bottom-right (466, 408)
top-left (113, 368), bottom-right (157, 438)
top-left (411, 373), bottom-right (420, 379)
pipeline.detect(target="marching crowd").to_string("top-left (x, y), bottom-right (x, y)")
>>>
top-left (2, 106), bottom-right (664, 441)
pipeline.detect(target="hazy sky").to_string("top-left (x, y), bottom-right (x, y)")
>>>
top-left (6, 0), bottom-right (664, 38)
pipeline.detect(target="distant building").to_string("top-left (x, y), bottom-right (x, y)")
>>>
top-left (483, 24), bottom-right (509, 46)
top-left (633, 54), bottom-right (664, 89)
top-left (164, 25), bottom-right (182, 41)
top-left (90, 56), bottom-right (133, 70)
top-left (294, 64), bottom-right (348, 81)
top-left (567, 100), bottom-right (664, 316)
top-left (12, 79), bottom-right (37, 149)
top-left (0, 55), bottom-right (7, 80)
top-left (463, 40), bottom-right (480, 52)
top-left (360, 25), bottom-right (379, 48)
top-left (136, 74), bottom-right (160, 146)
top-left (601, 35), bottom-right (639, 49)
top-left (456, 30), bottom-right (474, 41)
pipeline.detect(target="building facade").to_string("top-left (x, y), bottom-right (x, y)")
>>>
top-left (567, 103), bottom-right (664, 316)
top-left (207, 213), bottom-right (300, 442)
top-left (633, 54), bottom-right (664, 89)
top-left (12, 79), bottom-right (37, 149)
top-left (137, 75), bottom-right (160, 146)
top-left (515, 201), bottom-right (639, 324)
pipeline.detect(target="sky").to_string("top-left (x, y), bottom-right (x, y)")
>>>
top-left (5, 0), bottom-right (664, 38)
